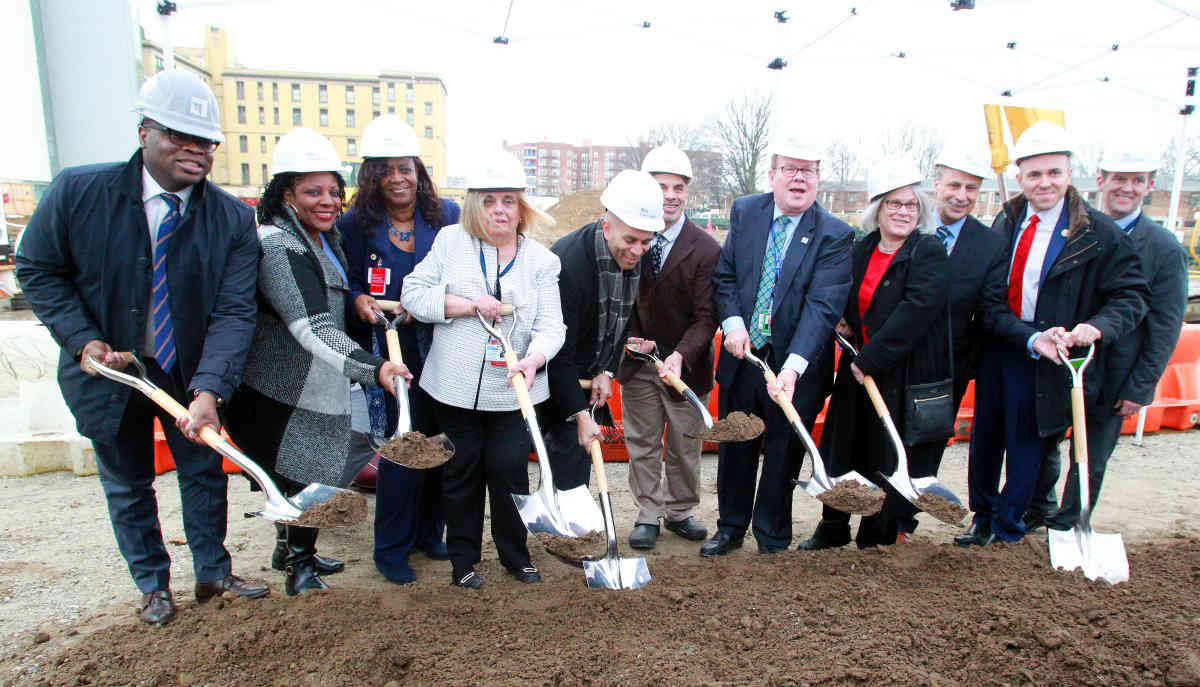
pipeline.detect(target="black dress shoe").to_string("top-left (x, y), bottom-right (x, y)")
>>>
top-left (628, 523), bottom-right (659, 550)
top-left (664, 516), bottom-right (708, 541)
top-left (195, 574), bottom-right (270, 602)
top-left (954, 520), bottom-right (992, 547)
top-left (451, 570), bottom-right (484, 589)
top-left (139, 590), bottom-right (176, 626)
top-left (1022, 510), bottom-right (1048, 532)
top-left (699, 531), bottom-right (743, 557)
top-left (796, 530), bottom-right (850, 551)
top-left (506, 566), bottom-right (542, 584)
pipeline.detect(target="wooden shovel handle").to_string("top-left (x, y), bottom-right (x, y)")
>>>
top-left (1070, 386), bottom-right (1089, 470)
top-left (384, 328), bottom-right (404, 366)
top-left (587, 439), bottom-right (609, 492)
top-left (147, 388), bottom-right (224, 448)
top-left (579, 379), bottom-right (592, 390)
top-left (654, 362), bottom-right (690, 395)
top-left (376, 300), bottom-right (513, 316)
top-left (759, 366), bottom-right (802, 425)
top-left (862, 376), bottom-right (891, 422)
top-left (503, 349), bottom-right (536, 421)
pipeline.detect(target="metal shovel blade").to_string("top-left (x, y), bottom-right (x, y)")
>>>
top-left (513, 483), bottom-right (604, 537)
top-left (1048, 527), bottom-right (1129, 584)
top-left (583, 476), bottom-right (650, 590)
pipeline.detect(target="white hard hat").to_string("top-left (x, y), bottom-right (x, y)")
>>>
top-left (935, 152), bottom-right (992, 180)
top-left (641, 144), bottom-right (693, 180)
top-left (467, 152), bottom-right (527, 191)
top-left (771, 134), bottom-right (822, 162)
top-left (868, 160), bottom-right (924, 201)
top-left (361, 115), bottom-right (420, 160)
top-left (601, 170), bottom-right (664, 233)
top-left (135, 70), bottom-right (223, 143)
top-left (1098, 149), bottom-right (1159, 174)
top-left (271, 128), bottom-right (341, 176)
top-left (1012, 122), bottom-right (1073, 165)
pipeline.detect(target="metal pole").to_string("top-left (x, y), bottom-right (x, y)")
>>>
top-left (157, 2), bottom-right (177, 70)
top-left (1166, 67), bottom-right (1196, 234)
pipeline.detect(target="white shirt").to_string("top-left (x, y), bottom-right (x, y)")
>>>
top-left (141, 167), bottom-right (193, 358)
top-left (655, 212), bottom-right (687, 270)
top-left (1011, 197), bottom-right (1063, 323)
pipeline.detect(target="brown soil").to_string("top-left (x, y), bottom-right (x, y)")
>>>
top-left (281, 490), bottom-right (367, 528)
top-left (916, 491), bottom-right (971, 526)
top-left (534, 530), bottom-right (607, 562)
top-left (376, 432), bottom-right (452, 469)
top-left (702, 411), bottom-right (765, 442)
top-left (14, 538), bottom-right (1200, 687)
top-left (818, 480), bottom-right (886, 515)
top-left (538, 189), bottom-right (604, 246)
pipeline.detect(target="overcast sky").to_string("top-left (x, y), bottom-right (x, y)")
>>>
top-left (136, 0), bottom-right (1200, 177)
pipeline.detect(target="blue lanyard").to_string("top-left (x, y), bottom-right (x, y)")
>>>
top-left (478, 241), bottom-right (518, 299)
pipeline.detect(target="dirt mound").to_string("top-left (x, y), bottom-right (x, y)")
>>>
top-left (702, 411), bottom-right (765, 442)
top-left (535, 189), bottom-right (604, 247)
top-left (13, 538), bottom-right (1200, 686)
top-left (376, 432), bottom-right (452, 469)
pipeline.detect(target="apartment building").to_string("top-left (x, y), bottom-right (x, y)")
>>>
top-left (504, 140), bottom-right (632, 196)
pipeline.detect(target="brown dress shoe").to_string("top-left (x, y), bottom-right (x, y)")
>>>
top-left (195, 574), bottom-right (270, 602)
top-left (139, 590), bottom-right (176, 625)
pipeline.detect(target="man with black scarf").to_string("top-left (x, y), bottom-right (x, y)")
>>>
top-left (542, 170), bottom-right (665, 489)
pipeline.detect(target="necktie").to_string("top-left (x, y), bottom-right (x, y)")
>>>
top-left (936, 225), bottom-right (953, 253)
top-left (646, 233), bottom-right (667, 280)
top-left (152, 193), bottom-right (181, 372)
top-left (1007, 214), bottom-right (1039, 318)
top-left (749, 216), bottom-right (791, 349)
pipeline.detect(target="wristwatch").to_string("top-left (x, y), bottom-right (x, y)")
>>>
top-left (192, 388), bottom-right (224, 407)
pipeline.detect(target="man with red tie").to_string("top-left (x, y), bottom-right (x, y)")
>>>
top-left (956, 122), bottom-right (1146, 546)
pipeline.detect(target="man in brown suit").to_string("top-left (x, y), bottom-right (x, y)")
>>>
top-left (620, 144), bottom-right (722, 550)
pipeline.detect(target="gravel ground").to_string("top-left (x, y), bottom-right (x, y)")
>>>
top-left (0, 428), bottom-right (1197, 673)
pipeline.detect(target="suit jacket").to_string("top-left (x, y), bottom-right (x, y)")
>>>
top-left (712, 194), bottom-right (853, 417)
top-left (983, 186), bottom-right (1148, 437)
top-left (617, 218), bottom-right (722, 395)
top-left (1100, 211), bottom-right (1188, 408)
top-left (946, 214), bottom-right (1010, 402)
top-left (15, 150), bottom-right (259, 444)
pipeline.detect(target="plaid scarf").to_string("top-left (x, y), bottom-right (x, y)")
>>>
top-left (591, 225), bottom-right (639, 375)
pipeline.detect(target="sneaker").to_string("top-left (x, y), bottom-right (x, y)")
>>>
top-left (506, 566), bottom-right (542, 584)
top-left (894, 532), bottom-right (913, 544)
top-left (451, 570), bottom-right (484, 589)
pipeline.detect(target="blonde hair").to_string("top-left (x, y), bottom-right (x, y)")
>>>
top-left (859, 185), bottom-right (937, 236)
top-left (461, 190), bottom-right (554, 242)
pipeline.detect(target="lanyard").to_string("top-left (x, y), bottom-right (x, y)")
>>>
top-left (478, 240), bottom-right (518, 299)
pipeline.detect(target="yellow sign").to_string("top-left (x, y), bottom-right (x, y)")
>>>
top-left (982, 105), bottom-right (1067, 175)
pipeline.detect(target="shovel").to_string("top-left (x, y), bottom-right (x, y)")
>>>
top-left (623, 343), bottom-right (714, 429)
top-left (475, 310), bottom-right (603, 537)
top-left (743, 350), bottom-right (881, 513)
top-left (1047, 344), bottom-right (1129, 584)
top-left (87, 355), bottom-right (360, 525)
top-left (583, 405), bottom-right (651, 590)
top-left (834, 332), bottom-right (966, 525)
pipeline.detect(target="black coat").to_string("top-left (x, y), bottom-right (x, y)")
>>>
top-left (820, 231), bottom-right (950, 475)
top-left (946, 214), bottom-right (1010, 402)
top-left (983, 187), bottom-right (1148, 437)
top-left (15, 150), bottom-right (259, 444)
top-left (1100, 211), bottom-right (1188, 408)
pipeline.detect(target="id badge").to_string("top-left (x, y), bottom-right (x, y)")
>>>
top-left (367, 267), bottom-right (390, 296)
top-left (485, 337), bottom-right (506, 367)
top-left (756, 312), bottom-right (771, 336)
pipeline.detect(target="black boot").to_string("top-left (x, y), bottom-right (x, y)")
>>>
top-left (272, 523), bottom-right (344, 574)
top-left (284, 525), bottom-right (330, 596)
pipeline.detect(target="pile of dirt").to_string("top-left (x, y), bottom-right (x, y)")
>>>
top-left (536, 189), bottom-right (604, 246)
top-left (818, 480), bottom-right (886, 515)
top-left (916, 491), bottom-right (970, 525)
top-left (702, 411), bottom-right (765, 442)
top-left (283, 490), bottom-right (367, 528)
top-left (13, 538), bottom-right (1200, 686)
top-left (376, 432), bottom-right (452, 469)
top-left (534, 530), bottom-right (607, 562)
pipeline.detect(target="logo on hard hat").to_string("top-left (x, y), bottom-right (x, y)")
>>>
top-left (639, 207), bottom-right (657, 218)
top-left (189, 98), bottom-right (208, 117)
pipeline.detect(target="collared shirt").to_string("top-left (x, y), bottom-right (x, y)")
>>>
top-left (655, 212), bottom-right (687, 269)
top-left (937, 215), bottom-right (967, 254)
top-left (1013, 197), bottom-right (1064, 323)
top-left (1114, 208), bottom-right (1141, 233)
top-left (141, 167), bottom-right (194, 358)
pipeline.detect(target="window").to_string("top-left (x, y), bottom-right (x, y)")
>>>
top-left (372, 86), bottom-right (380, 105)
top-left (406, 107), bottom-right (414, 125)
top-left (373, 110), bottom-right (380, 120)
top-left (257, 81), bottom-right (263, 100)
top-left (261, 163), bottom-right (269, 185)
top-left (240, 163), bottom-right (250, 185)
top-left (319, 108), bottom-right (329, 127)
top-left (346, 110), bottom-right (356, 128)
top-left (257, 106), bottom-right (265, 124)
top-left (238, 135), bottom-right (247, 153)
top-left (406, 82), bottom-right (414, 101)
top-left (318, 84), bottom-right (328, 104)
top-left (272, 82), bottom-right (278, 101)
top-left (424, 101), bottom-right (432, 116)
top-left (347, 138), bottom-right (357, 157)
top-left (424, 125), bottom-right (433, 139)
top-left (259, 135), bottom-right (267, 153)
top-left (274, 135), bottom-right (280, 144)
top-left (236, 81), bottom-right (244, 100)
top-left (273, 107), bottom-right (280, 125)
top-left (292, 108), bottom-right (301, 125)
top-left (388, 107), bottom-right (395, 114)
top-left (154, 55), bottom-right (164, 72)
top-left (236, 105), bottom-right (246, 124)
top-left (387, 82), bottom-right (395, 101)
top-left (345, 85), bottom-right (355, 104)
top-left (291, 83), bottom-right (301, 102)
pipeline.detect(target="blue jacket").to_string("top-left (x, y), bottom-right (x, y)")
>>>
top-left (15, 150), bottom-right (259, 444)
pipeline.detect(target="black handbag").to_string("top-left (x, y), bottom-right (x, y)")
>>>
top-left (902, 306), bottom-right (955, 446)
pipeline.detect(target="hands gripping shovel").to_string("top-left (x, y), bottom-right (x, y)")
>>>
top-left (1047, 344), bottom-right (1129, 584)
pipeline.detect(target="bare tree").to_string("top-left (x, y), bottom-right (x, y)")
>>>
top-left (1160, 135), bottom-right (1200, 181)
top-left (626, 123), bottom-right (726, 209)
top-left (707, 94), bottom-right (773, 197)
top-left (1071, 141), bottom-right (1106, 179)
top-left (876, 122), bottom-right (944, 178)
top-left (626, 124), bottom-right (706, 171)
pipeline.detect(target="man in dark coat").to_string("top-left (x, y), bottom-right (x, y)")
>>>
top-left (706, 136), bottom-right (854, 556)
top-left (618, 145), bottom-right (722, 550)
top-left (1030, 150), bottom-right (1187, 531)
top-left (544, 170), bottom-right (664, 490)
top-left (958, 123), bottom-right (1147, 546)
top-left (15, 71), bottom-right (265, 625)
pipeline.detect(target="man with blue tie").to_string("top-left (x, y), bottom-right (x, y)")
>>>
top-left (956, 123), bottom-right (1147, 546)
top-left (706, 136), bottom-right (854, 556)
top-left (15, 71), bottom-right (265, 624)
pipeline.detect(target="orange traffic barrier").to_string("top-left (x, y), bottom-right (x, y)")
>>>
top-left (152, 418), bottom-right (243, 475)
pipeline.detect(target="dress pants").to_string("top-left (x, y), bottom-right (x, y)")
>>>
top-left (91, 358), bottom-right (231, 594)
top-left (434, 401), bottom-right (532, 578)
top-left (543, 419), bottom-right (592, 491)
top-left (1032, 410), bottom-right (1124, 528)
top-left (715, 350), bottom-right (814, 551)
top-left (967, 346), bottom-right (1059, 542)
top-left (622, 364), bottom-right (706, 526)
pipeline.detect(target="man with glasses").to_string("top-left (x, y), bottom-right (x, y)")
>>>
top-left (16, 71), bottom-right (265, 625)
top-left (706, 136), bottom-right (853, 556)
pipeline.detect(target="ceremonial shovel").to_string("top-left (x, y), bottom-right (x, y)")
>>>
top-left (475, 310), bottom-right (603, 538)
top-left (583, 403), bottom-right (650, 590)
top-left (622, 344), bottom-right (714, 429)
top-left (1047, 344), bottom-right (1129, 584)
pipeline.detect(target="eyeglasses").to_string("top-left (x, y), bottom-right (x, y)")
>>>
top-left (142, 122), bottom-right (220, 153)
top-left (883, 199), bottom-right (920, 213)
top-left (775, 165), bottom-right (819, 180)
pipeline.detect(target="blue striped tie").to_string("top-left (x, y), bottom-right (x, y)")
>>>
top-left (936, 225), bottom-right (953, 253)
top-left (152, 193), bottom-right (181, 372)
